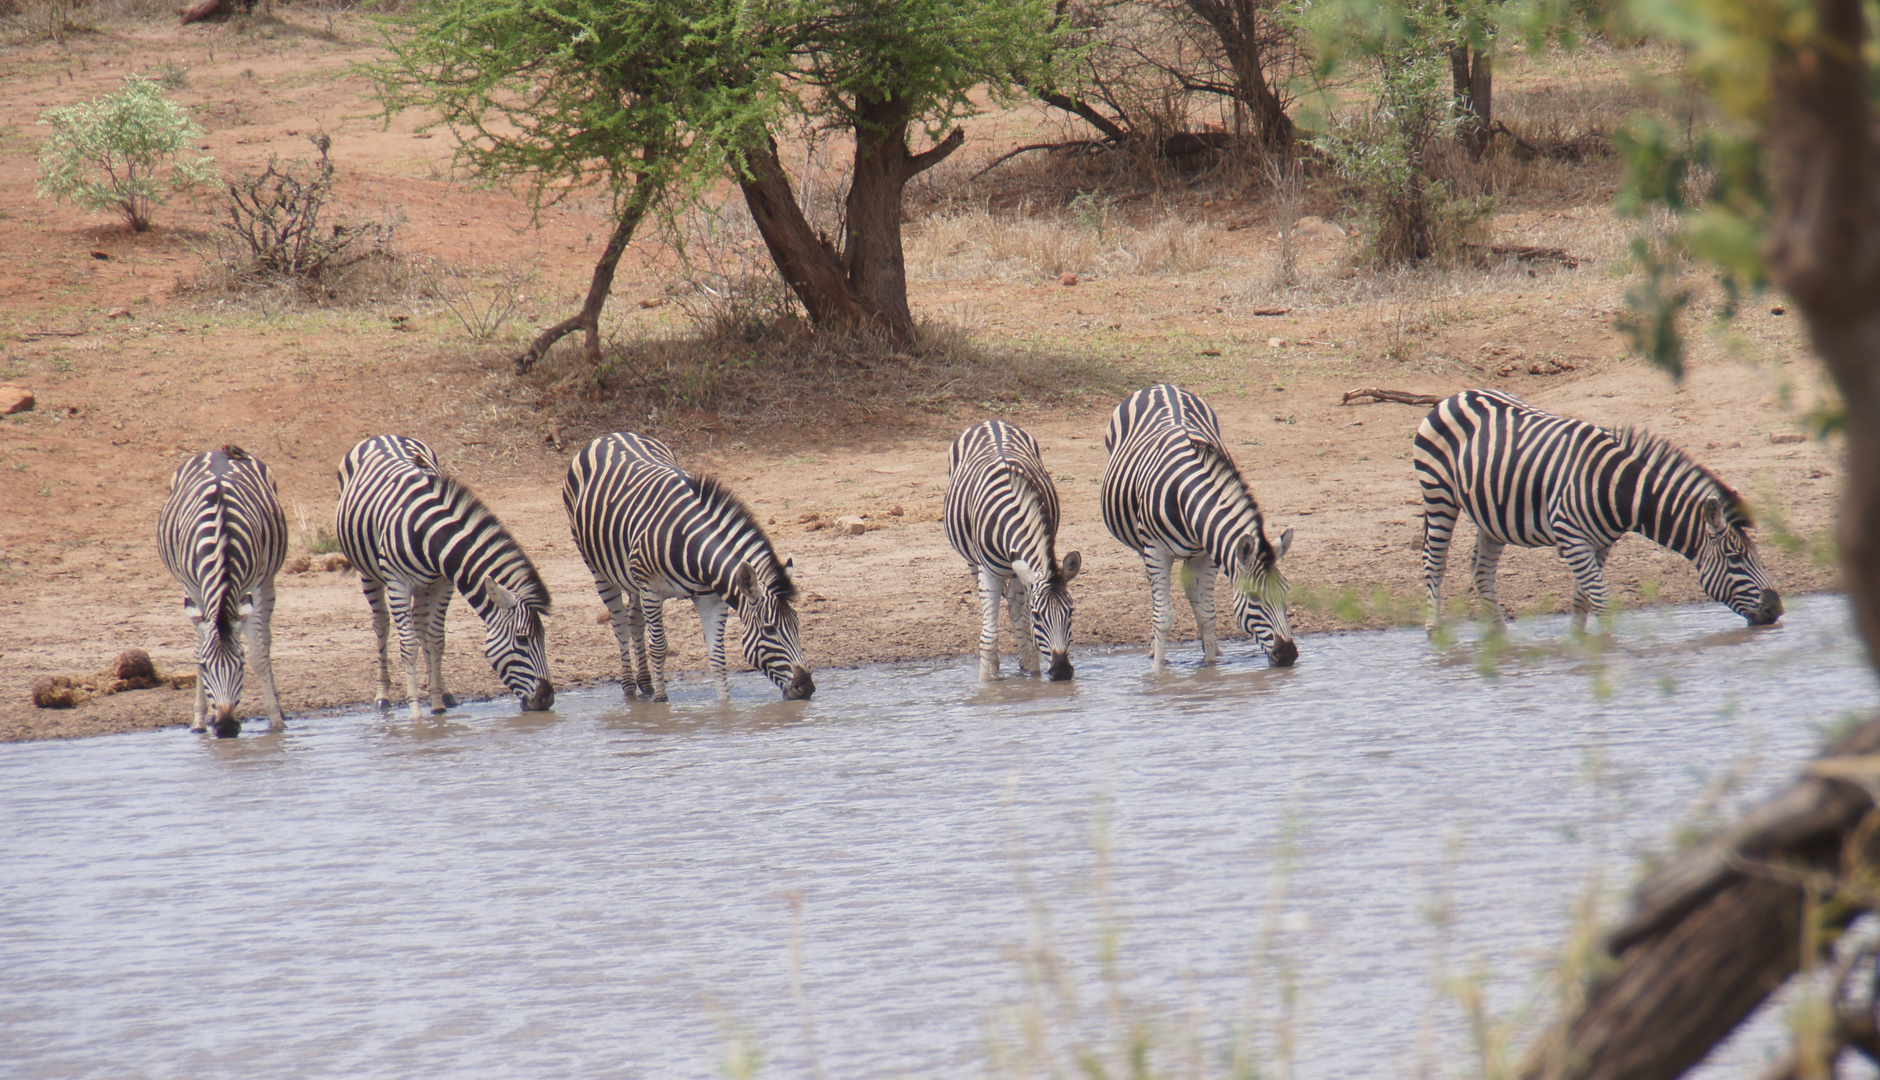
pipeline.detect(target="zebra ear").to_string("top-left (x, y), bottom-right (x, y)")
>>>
top-left (1233, 534), bottom-right (1258, 572)
top-left (1275, 527), bottom-right (1294, 560)
top-left (1060, 551), bottom-right (1081, 582)
top-left (730, 563), bottom-right (756, 605)
top-left (485, 578), bottom-right (519, 610)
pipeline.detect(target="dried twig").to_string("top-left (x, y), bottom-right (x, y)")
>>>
top-left (970, 140), bottom-right (1108, 181)
top-left (1341, 387), bottom-right (1443, 406)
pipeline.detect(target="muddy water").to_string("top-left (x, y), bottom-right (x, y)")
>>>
top-left (4, 597), bottom-right (1875, 1079)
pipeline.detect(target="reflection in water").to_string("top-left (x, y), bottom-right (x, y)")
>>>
top-left (1, 597), bottom-right (1875, 1079)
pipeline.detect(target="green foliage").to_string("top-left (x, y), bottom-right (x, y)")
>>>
top-left (35, 77), bottom-right (215, 233)
top-left (1304, 0), bottom-right (1493, 263)
top-left (370, 0), bottom-right (781, 218)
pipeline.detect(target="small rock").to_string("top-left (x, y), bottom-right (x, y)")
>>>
top-left (32, 675), bottom-right (91, 709)
top-left (285, 555), bottom-right (311, 574)
top-left (106, 307), bottom-right (132, 319)
top-left (596, 609), bottom-right (612, 625)
top-left (1497, 363), bottom-right (1519, 377)
top-left (90, 250), bottom-right (111, 260)
top-left (1771, 432), bottom-right (1807, 444)
top-left (1291, 216), bottom-right (1347, 238)
top-left (1771, 306), bottom-right (1786, 316)
top-left (889, 505), bottom-right (905, 517)
top-left (168, 672), bottom-right (197, 690)
top-left (638, 298), bottom-right (666, 309)
top-left (0, 385), bottom-right (35, 415)
top-left (112, 649), bottom-right (158, 683)
top-left (1267, 337), bottom-right (1284, 348)
top-left (1058, 273), bottom-right (1078, 286)
top-left (836, 515), bottom-right (870, 535)
top-left (321, 553), bottom-right (352, 572)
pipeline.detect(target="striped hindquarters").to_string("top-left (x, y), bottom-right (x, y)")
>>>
top-left (945, 419), bottom-right (1062, 579)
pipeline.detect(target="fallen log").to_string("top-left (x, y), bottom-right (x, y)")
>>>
top-left (1521, 718), bottom-right (1880, 1080)
top-left (1341, 387), bottom-right (1444, 406)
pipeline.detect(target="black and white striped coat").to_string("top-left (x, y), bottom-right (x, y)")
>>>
top-left (334, 435), bottom-right (553, 718)
top-left (156, 446), bottom-right (288, 737)
top-left (945, 420), bottom-right (1081, 681)
top-left (1414, 388), bottom-right (1781, 631)
top-left (563, 432), bottom-right (813, 702)
top-left (1101, 384), bottom-right (1297, 668)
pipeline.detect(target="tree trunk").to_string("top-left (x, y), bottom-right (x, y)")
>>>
top-left (1450, 46), bottom-right (1493, 158)
top-left (738, 135), bottom-right (876, 333)
top-left (514, 180), bottom-right (653, 375)
top-left (1185, 0), bottom-right (1295, 153)
top-left (739, 110), bottom-right (962, 345)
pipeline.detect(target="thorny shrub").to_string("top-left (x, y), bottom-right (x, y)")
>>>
top-left (218, 133), bottom-right (395, 286)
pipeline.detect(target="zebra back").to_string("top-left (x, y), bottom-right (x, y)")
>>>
top-left (158, 446), bottom-right (287, 635)
top-left (337, 435), bottom-right (549, 615)
top-left (1102, 384), bottom-right (1270, 569)
top-left (945, 420), bottom-right (1066, 581)
top-left (565, 431), bottom-right (795, 607)
top-left (1415, 389), bottom-right (1752, 558)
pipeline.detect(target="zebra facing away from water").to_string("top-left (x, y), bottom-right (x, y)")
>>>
top-left (1101, 384), bottom-right (1297, 669)
top-left (1414, 388), bottom-right (1781, 633)
top-left (334, 435), bottom-right (554, 720)
top-left (945, 420), bottom-right (1082, 682)
top-left (157, 446), bottom-right (288, 737)
top-left (563, 432), bottom-right (813, 703)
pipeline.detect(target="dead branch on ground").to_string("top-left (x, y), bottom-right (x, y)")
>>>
top-left (1341, 387), bottom-right (1443, 406)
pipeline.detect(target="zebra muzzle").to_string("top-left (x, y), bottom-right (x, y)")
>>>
top-left (784, 666), bottom-right (815, 700)
top-left (1047, 652), bottom-right (1074, 681)
top-left (1750, 590), bottom-right (1784, 626)
top-left (212, 705), bottom-right (242, 739)
top-left (521, 681), bottom-right (555, 711)
top-left (1269, 639), bottom-right (1299, 668)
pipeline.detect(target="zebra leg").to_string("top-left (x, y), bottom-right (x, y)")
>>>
top-left (388, 582), bottom-right (428, 721)
top-left (595, 578), bottom-right (645, 699)
top-left (640, 592), bottom-right (671, 703)
top-left (1421, 489), bottom-right (1461, 632)
top-left (1471, 533), bottom-right (1509, 632)
top-left (1006, 575), bottom-right (1040, 675)
top-left (696, 593), bottom-right (732, 702)
top-left (1143, 548), bottom-right (1177, 670)
top-left (975, 566), bottom-right (1003, 681)
top-left (1181, 555), bottom-right (1219, 665)
top-left (417, 581), bottom-right (455, 711)
top-left (191, 667), bottom-right (209, 733)
top-left (247, 579), bottom-right (286, 727)
top-left (1560, 537), bottom-right (1612, 635)
top-left (362, 576), bottom-right (395, 709)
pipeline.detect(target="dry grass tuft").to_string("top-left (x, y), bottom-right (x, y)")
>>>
top-left (907, 208), bottom-right (1216, 283)
top-left (517, 319), bottom-right (1130, 444)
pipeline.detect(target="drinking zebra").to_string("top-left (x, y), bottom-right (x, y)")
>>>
top-left (562, 432), bottom-right (814, 702)
top-left (156, 446), bottom-right (288, 737)
top-left (1101, 384), bottom-right (1297, 668)
top-left (334, 435), bottom-right (554, 719)
top-left (1414, 388), bottom-right (1782, 632)
top-left (945, 420), bottom-right (1082, 682)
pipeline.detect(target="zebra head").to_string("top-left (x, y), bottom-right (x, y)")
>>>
top-left (191, 600), bottom-right (248, 738)
top-left (1695, 497), bottom-right (1782, 626)
top-left (728, 558), bottom-right (814, 700)
top-left (479, 578), bottom-right (555, 710)
top-left (1015, 551), bottom-right (1081, 681)
top-left (1230, 528), bottom-right (1297, 667)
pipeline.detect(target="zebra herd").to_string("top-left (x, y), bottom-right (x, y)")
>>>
top-left (156, 384), bottom-right (1783, 736)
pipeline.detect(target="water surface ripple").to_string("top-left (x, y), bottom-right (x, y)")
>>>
top-left (4, 597), bottom-right (1875, 1079)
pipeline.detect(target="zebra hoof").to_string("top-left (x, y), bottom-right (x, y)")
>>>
top-left (375, 698), bottom-right (393, 711)
top-left (441, 693), bottom-right (460, 708)
top-left (430, 705), bottom-right (448, 716)
top-left (651, 692), bottom-right (669, 703)
top-left (189, 723), bottom-right (207, 733)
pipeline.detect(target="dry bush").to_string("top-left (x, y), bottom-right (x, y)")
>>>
top-left (655, 193), bottom-right (802, 340)
top-left (414, 256), bottom-right (539, 341)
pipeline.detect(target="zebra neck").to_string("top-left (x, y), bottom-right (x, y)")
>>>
top-left (1607, 454), bottom-right (1710, 559)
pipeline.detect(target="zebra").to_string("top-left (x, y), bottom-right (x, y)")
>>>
top-left (562, 431), bottom-right (814, 703)
top-left (1101, 384), bottom-right (1297, 669)
top-left (156, 446), bottom-right (288, 737)
top-left (945, 420), bottom-right (1082, 682)
top-left (1414, 388), bottom-right (1782, 633)
top-left (334, 435), bottom-right (554, 719)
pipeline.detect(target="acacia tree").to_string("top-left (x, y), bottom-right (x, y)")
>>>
top-left (731, 0), bottom-right (1060, 343)
top-left (372, 0), bottom-right (778, 372)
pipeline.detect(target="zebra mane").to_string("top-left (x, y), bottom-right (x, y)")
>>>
top-left (1189, 435), bottom-right (1258, 507)
top-left (1002, 459), bottom-right (1064, 580)
top-left (691, 473), bottom-right (798, 604)
top-left (1610, 426), bottom-right (1754, 528)
top-left (428, 466), bottom-right (551, 610)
